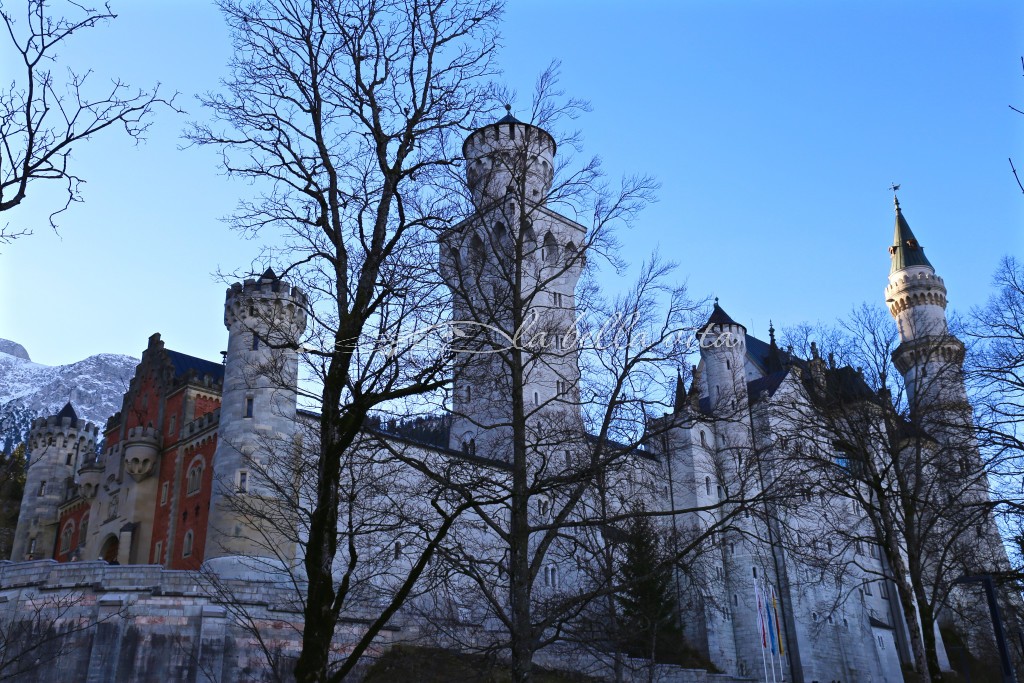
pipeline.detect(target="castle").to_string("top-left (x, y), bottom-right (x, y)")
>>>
top-left (6, 112), bottom-right (1015, 683)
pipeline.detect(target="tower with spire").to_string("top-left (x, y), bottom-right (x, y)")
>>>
top-left (884, 195), bottom-right (967, 413)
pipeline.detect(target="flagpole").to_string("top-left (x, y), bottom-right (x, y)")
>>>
top-left (755, 581), bottom-right (769, 682)
top-left (765, 581), bottom-right (778, 683)
top-left (771, 583), bottom-right (785, 681)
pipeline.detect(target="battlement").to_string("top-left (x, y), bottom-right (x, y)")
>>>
top-left (183, 407), bottom-right (220, 439)
top-left (28, 414), bottom-right (99, 449)
top-left (885, 268), bottom-right (946, 294)
top-left (224, 273), bottom-right (307, 333)
top-left (464, 114), bottom-right (556, 208)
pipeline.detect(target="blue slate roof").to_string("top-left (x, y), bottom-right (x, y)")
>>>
top-left (166, 350), bottom-right (224, 382)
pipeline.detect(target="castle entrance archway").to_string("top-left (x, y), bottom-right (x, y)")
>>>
top-left (100, 535), bottom-right (119, 563)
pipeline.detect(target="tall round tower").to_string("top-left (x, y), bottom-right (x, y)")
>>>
top-left (883, 196), bottom-right (965, 410)
top-left (443, 110), bottom-right (585, 460)
top-left (11, 403), bottom-right (98, 561)
top-left (205, 269), bottom-right (307, 566)
top-left (697, 301), bottom-right (749, 414)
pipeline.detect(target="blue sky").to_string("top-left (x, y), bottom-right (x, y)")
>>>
top-left (1, 0), bottom-right (1022, 367)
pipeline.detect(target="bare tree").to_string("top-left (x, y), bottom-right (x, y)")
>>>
top-left (0, 0), bottom-right (178, 241)
top-left (186, 0), bottom-right (502, 680)
top-left (771, 306), bottom-right (1021, 683)
top-left (426, 68), bottom-right (794, 682)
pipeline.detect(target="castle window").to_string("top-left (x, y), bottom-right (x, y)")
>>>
top-left (252, 333), bottom-right (259, 351)
top-left (733, 594), bottom-right (738, 606)
top-left (811, 612), bottom-right (818, 622)
top-left (394, 541), bottom-right (402, 560)
top-left (556, 380), bottom-right (566, 395)
top-left (59, 521), bottom-right (74, 554)
top-left (38, 481), bottom-right (46, 496)
top-left (169, 415), bottom-right (176, 437)
top-left (864, 582), bottom-right (872, 596)
top-left (726, 360), bottom-right (730, 370)
top-left (154, 541), bottom-right (163, 564)
top-left (245, 398), bottom-right (254, 418)
top-left (237, 470), bottom-right (249, 493)
top-left (700, 431), bottom-right (707, 447)
top-left (186, 459), bottom-right (204, 495)
top-left (79, 514), bottom-right (89, 543)
top-left (880, 581), bottom-right (889, 600)
top-left (878, 635), bottom-right (885, 650)
top-left (551, 292), bottom-right (563, 307)
top-left (705, 477), bottom-right (711, 496)
top-left (160, 482), bottom-right (169, 505)
top-left (717, 485), bottom-right (723, 500)
top-left (182, 530), bottom-right (193, 557)
top-left (534, 391), bottom-right (539, 406)
top-left (753, 567), bottom-right (758, 578)
top-left (466, 385), bottom-right (472, 402)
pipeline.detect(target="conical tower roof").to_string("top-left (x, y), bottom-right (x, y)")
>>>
top-left (54, 401), bottom-right (78, 425)
top-left (889, 196), bottom-right (932, 274)
top-left (700, 299), bottom-right (745, 331)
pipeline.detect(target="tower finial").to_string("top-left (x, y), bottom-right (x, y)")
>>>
top-left (889, 182), bottom-right (901, 210)
top-left (768, 320), bottom-right (776, 344)
top-left (504, 103), bottom-right (512, 114)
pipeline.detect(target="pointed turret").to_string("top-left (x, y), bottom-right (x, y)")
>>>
top-left (673, 369), bottom-right (686, 415)
top-left (54, 402), bottom-right (78, 426)
top-left (888, 196), bottom-right (932, 274)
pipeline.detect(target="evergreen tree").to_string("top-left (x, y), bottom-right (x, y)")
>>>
top-left (615, 511), bottom-right (686, 665)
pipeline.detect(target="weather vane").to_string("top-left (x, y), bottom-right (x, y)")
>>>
top-left (889, 182), bottom-right (901, 195)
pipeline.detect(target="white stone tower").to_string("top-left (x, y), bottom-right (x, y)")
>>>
top-left (11, 403), bottom-right (98, 561)
top-left (884, 195), bottom-right (966, 412)
top-left (697, 300), bottom-right (749, 414)
top-left (442, 109), bottom-right (585, 461)
top-left (205, 269), bottom-right (307, 565)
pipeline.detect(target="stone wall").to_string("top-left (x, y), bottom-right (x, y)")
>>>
top-left (0, 561), bottom-right (751, 683)
top-left (0, 560), bottom-right (402, 682)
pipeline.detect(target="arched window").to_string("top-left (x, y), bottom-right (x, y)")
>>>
top-left (705, 477), bottom-right (711, 496)
top-left (59, 521), bottom-right (75, 554)
top-left (182, 530), bottom-right (194, 557)
top-left (469, 233), bottom-right (486, 266)
top-left (186, 458), bottom-right (204, 495)
top-left (542, 232), bottom-right (558, 264)
top-left (79, 513), bottom-right (89, 544)
top-left (700, 431), bottom-right (707, 447)
top-left (564, 241), bottom-right (577, 266)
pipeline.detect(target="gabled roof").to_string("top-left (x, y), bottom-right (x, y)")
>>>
top-left (889, 196), bottom-right (932, 274)
top-left (166, 350), bottom-right (225, 383)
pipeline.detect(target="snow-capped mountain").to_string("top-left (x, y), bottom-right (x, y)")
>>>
top-left (0, 339), bottom-right (137, 451)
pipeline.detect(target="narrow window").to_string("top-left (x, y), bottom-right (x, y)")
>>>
top-left (753, 567), bottom-right (758, 578)
top-left (160, 482), bottom-right (169, 505)
top-left (394, 541), bottom-right (402, 560)
top-left (245, 397), bottom-right (254, 418)
top-left (251, 333), bottom-right (259, 351)
top-left (733, 594), bottom-right (738, 606)
top-left (705, 477), bottom-right (711, 496)
top-left (466, 385), bottom-right (472, 402)
top-left (534, 391), bottom-right (539, 406)
top-left (183, 530), bottom-right (193, 557)
top-left (79, 514), bottom-right (89, 542)
top-left (38, 481), bottom-right (46, 496)
top-left (154, 541), bottom-right (163, 564)
top-left (880, 581), bottom-right (889, 600)
top-left (59, 522), bottom-right (74, 554)
top-left (66, 452), bottom-right (73, 466)
top-left (237, 470), bottom-right (249, 493)
top-left (864, 582), bottom-right (872, 596)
